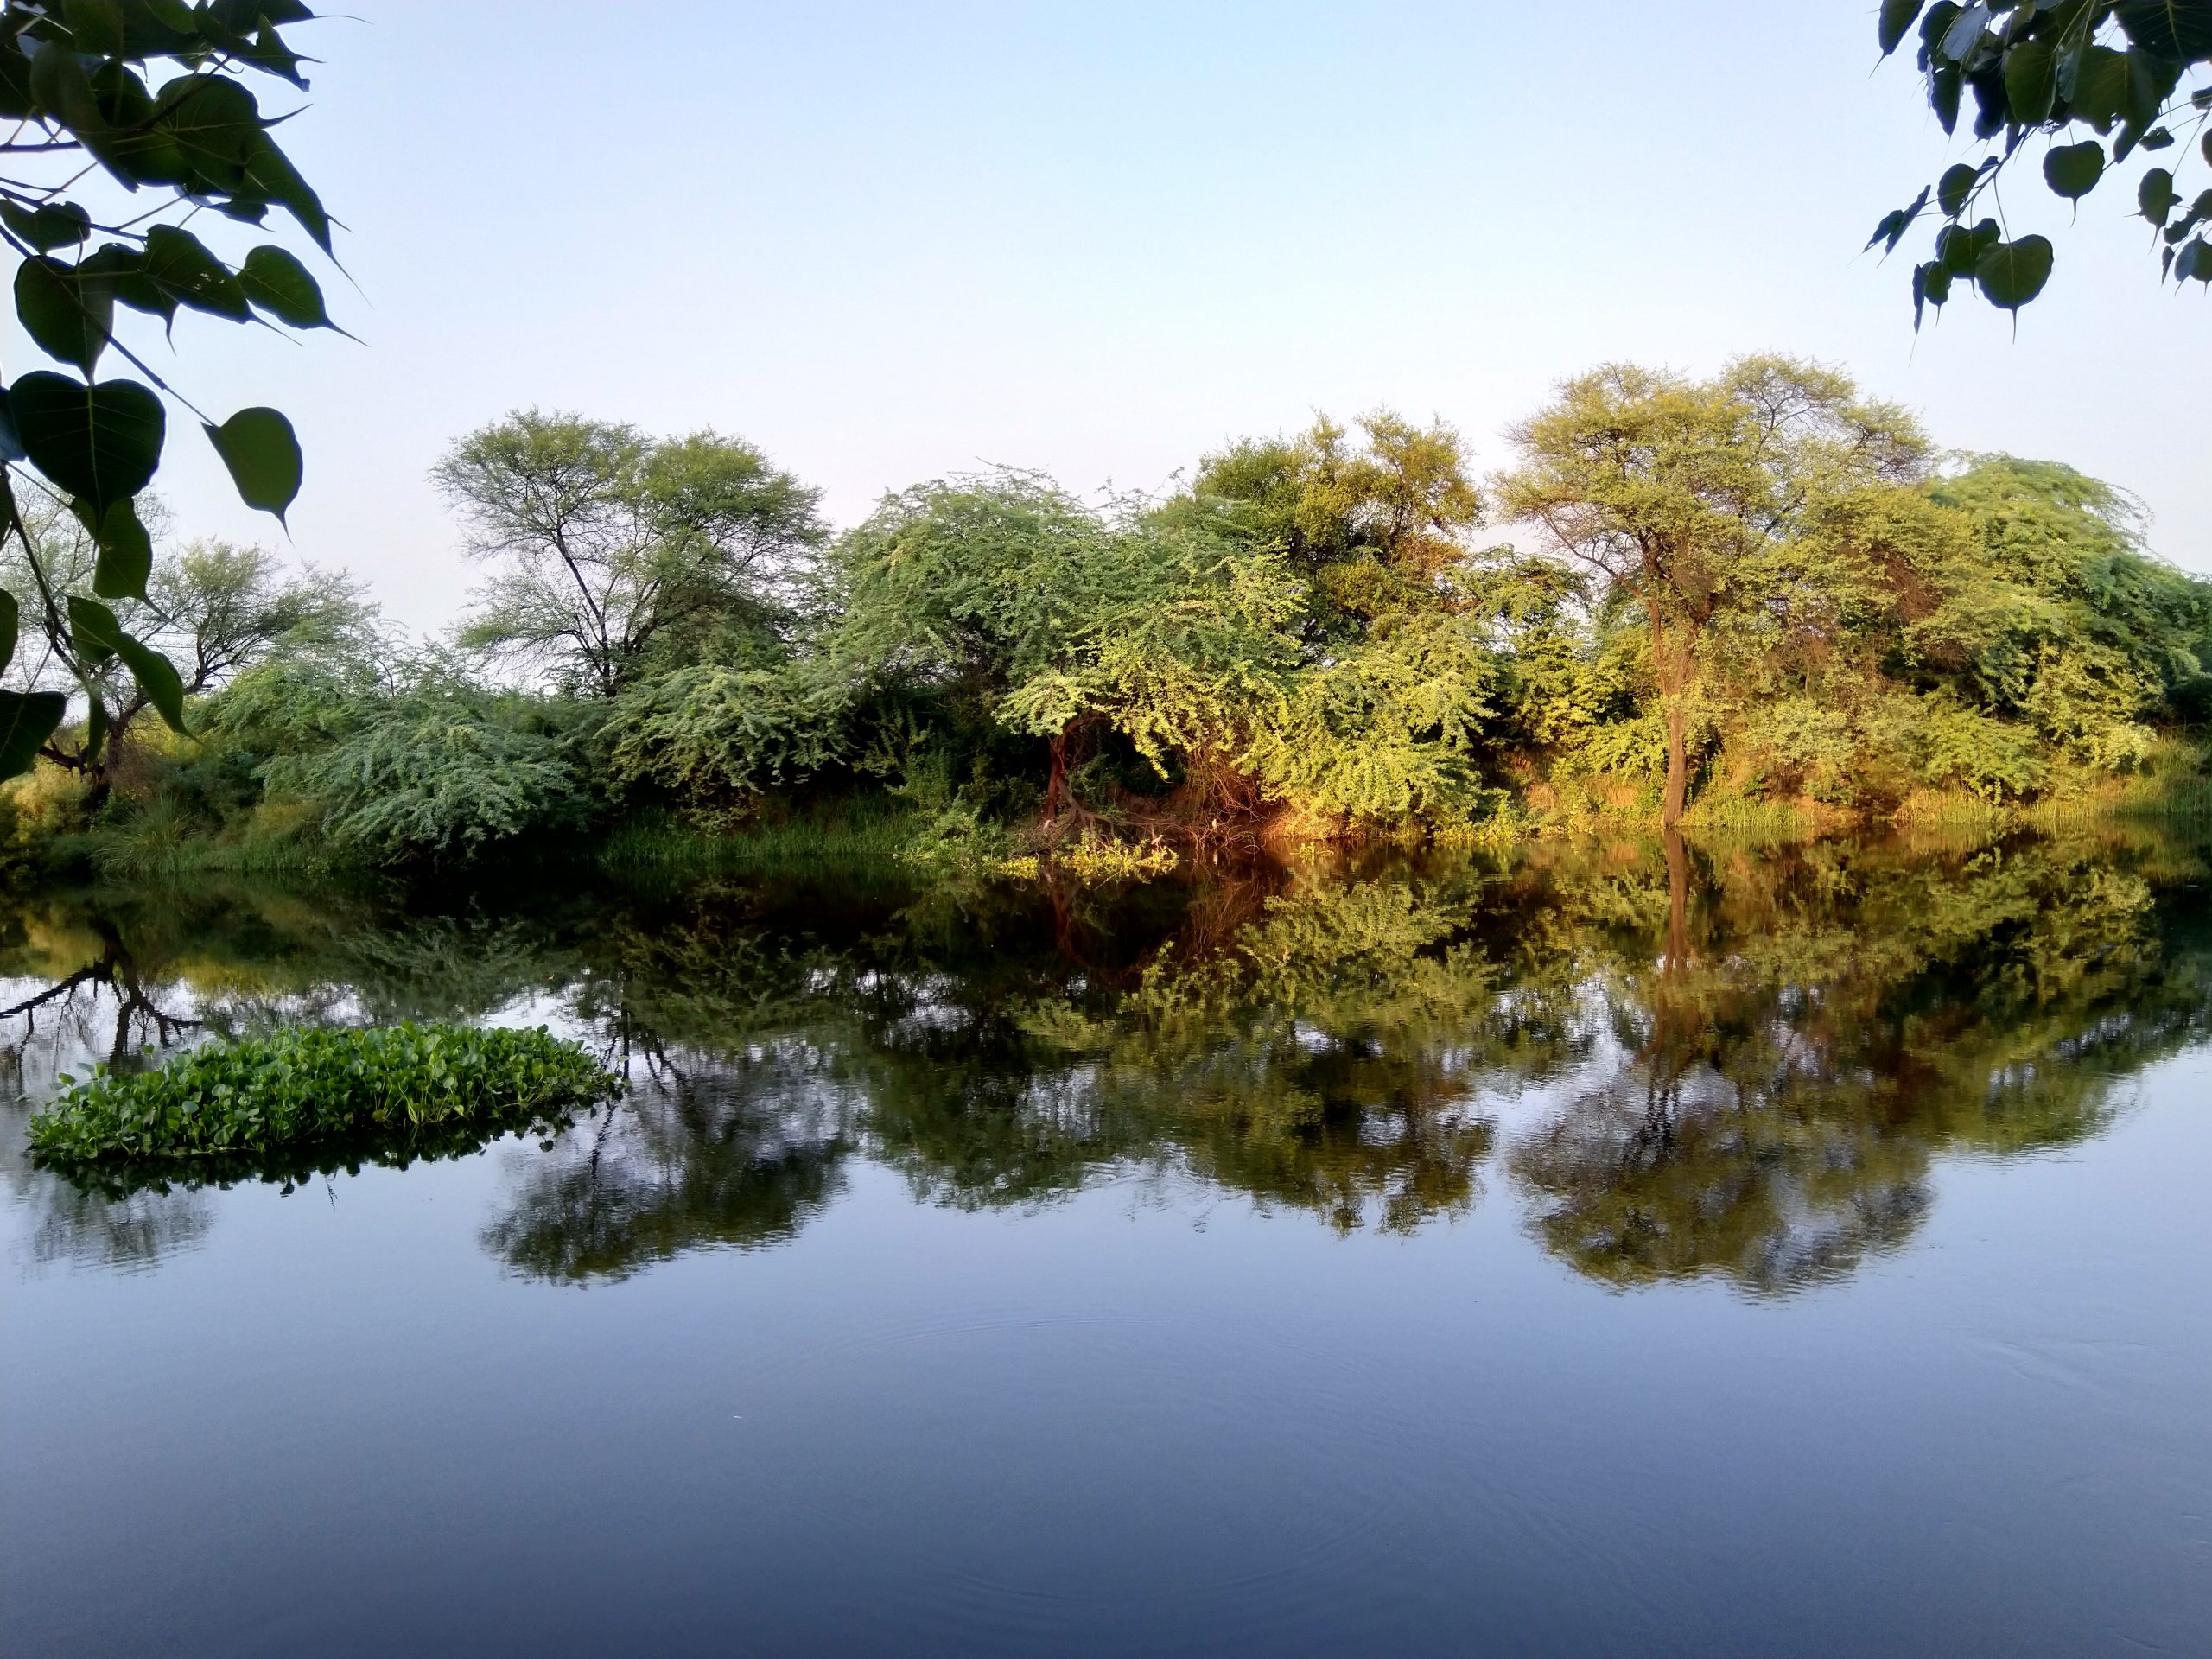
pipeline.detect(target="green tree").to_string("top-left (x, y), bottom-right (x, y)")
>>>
top-left (0, 1), bottom-right (337, 782)
top-left (434, 412), bottom-right (826, 698)
top-left (1, 494), bottom-right (367, 802)
top-left (1870, 1), bottom-right (2212, 319)
top-left (827, 472), bottom-right (1301, 822)
top-left (1497, 358), bottom-right (1930, 825)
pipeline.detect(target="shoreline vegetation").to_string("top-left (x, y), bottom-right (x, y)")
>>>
top-left (5, 355), bottom-right (2210, 888)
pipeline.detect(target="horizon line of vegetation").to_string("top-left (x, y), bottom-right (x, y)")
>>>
top-left (7, 353), bottom-right (2212, 883)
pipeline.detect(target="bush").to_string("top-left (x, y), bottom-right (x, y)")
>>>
top-left (28, 1023), bottom-right (620, 1184)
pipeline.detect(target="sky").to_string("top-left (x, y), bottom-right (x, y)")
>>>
top-left (16, 1), bottom-right (2207, 632)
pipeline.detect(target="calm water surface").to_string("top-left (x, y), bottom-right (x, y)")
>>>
top-left (3, 832), bottom-right (2208, 1656)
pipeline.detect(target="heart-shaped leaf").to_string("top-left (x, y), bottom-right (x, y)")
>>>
top-left (1976, 234), bottom-right (2056, 310)
top-left (0, 690), bottom-right (67, 782)
top-left (2069, 45), bottom-right (2131, 129)
top-left (1938, 162), bottom-right (1980, 218)
top-left (2113, 0), bottom-right (2212, 60)
top-left (205, 406), bottom-right (302, 522)
top-left (68, 596), bottom-right (187, 734)
top-left (2140, 168), bottom-right (2180, 226)
top-left (0, 200), bottom-right (90, 252)
top-left (2043, 140), bottom-right (2106, 200)
top-left (73, 495), bottom-right (154, 601)
top-left (9, 372), bottom-right (165, 512)
top-left (140, 224), bottom-right (249, 322)
top-left (2003, 39), bottom-right (2057, 124)
top-left (238, 245), bottom-right (329, 328)
top-left (15, 257), bottom-right (114, 375)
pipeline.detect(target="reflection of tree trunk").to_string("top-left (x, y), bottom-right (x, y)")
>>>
top-left (1663, 829), bottom-right (1690, 977)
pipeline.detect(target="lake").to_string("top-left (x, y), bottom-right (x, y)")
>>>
top-left (3, 830), bottom-right (2209, 1657)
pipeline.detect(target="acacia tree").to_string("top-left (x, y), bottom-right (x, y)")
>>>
top-left (435, 412), bottom-right (826, 698)
top-left (1871, 0), bottom-right (2212, 320)
top-left (830, 473), bottom-right (1301, 823)
top-left (1497, 358), bottom-right (1929, 826)
top-left (0, 2), bottom-right (337, 781)
top-left (1170, 411), bottom-right (1484, 642)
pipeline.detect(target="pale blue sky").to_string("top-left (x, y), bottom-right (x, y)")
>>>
top-left (37, 1), bottom-right (2209, 627)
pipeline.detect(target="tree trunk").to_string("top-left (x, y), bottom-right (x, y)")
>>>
top-left (1647, 604), bottom-right (1698, 830)
top-left (1045, 729), bottom-right (1069, 825)
top-left (1662, 697), bottom-right (1689, 829)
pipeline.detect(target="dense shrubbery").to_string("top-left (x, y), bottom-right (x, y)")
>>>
top-left (27, 1023), bottom-right (618, 1183)
top-left (4, 362), bottom-right (2209, 873)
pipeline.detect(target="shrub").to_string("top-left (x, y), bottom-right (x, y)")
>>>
top-left (28, 1023), bottom-right (620, 1185)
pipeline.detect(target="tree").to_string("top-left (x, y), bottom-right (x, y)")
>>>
top-left (1870, 1), bottom-right (2212, 321)
top-left (1497, 357), bottom-right (1929, 826)
top-left (0, 2), bottom-right (339, 783)
top-left (1166, 411), bottom-right (1484, 642)
top-left (826, 472), bottom-right (1301, 823)
top-left (434, 412), bottom-right (826, 699)
top-left (0, 493), bottom-right (368, 802)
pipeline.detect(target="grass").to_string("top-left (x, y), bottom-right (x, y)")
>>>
top-left (595, 804), bottom-right (932, 878)
top-left (28, 1022), bottom-right (620, 1193)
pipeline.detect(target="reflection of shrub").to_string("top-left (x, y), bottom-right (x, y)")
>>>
top-left (29, 1023), bottom-right (618, 1180)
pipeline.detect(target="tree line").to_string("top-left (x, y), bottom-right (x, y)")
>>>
top-left (5, 353), bottom-right (2209, 872)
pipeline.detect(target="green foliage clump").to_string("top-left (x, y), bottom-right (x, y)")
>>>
top-left (257, 674), bottom-right (590, 861)
top-left (27, 1023), bottom-right (620, 1183)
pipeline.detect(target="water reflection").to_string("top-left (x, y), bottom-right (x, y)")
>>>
top-left (4, 824), bottom-right (2207, 1292)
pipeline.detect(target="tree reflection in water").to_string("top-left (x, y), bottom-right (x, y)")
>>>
top-left (4, 825), bottom-right (2207, 1292)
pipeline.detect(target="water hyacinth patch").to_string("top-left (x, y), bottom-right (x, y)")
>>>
top-left (27, 1022), bottom-right (621, 1189)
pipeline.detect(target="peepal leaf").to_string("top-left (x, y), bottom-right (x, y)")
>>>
top-left (9, 372), bottom-right (166, 512)
top-left (0, 200), bottom-right (91, 252)
top-left (205, 406), bottom-right (302, 522)
top-left (76, 496), bottom-right (155, 601)
top-left (2003, 40), bottom-right (2058, 126)
top-left (15, 257), bottom-right (114, 375)
top-left (0, 690), bottom-right (67, 783)
top-left (1879, 0), bottom-right (1928, 55)
top-left (2113, 0), bottom-right (2212, 59)
top-left (68, 597), bottom-right (188, 734)
top-left (1976, 235), bottom-right (2055, 310)
top-left (238, 245), bottom-right (330, 328)
top-left (2044, 141), bottom-right (2106, 200)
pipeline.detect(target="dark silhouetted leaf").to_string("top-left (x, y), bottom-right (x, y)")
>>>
top-left (1938, 162), bottom-right (1980, 217)
top-left (0, 690), bottom-right (67, 782)
top-left (2003, 39), bottom-right (2057, 124)
top-left (2069, 45), bottom-right (2131, 128)
top-left (1881, 0), bottom-right (1929, 54)
top-left (2044, 140), bottom-right (2106, 199)
top-left (1976, 234), bottom-right (2056, 310)
top-left (68, 597), bottom-right (188, 734)
top-left (74, 495), bottom-right (154, 601)
top-left (140, 224), bottom-right (249, 321)
top-left (2140, 168), bottom-right (2180, 225)
top-left (2113, 0), bottom-right (2212, 58)
top-left (9, 372), bottom-right (166, 512)
top-left (238, 245), bottom-right (329, 328)
top-left (0, 588), bottom-right (16, 675)
top-left (14, 257), bottom-right (113, 374)
top-left (204, 406), bottom-right (302, 522)
top-left (0, 200), bottom-right (91, 252)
